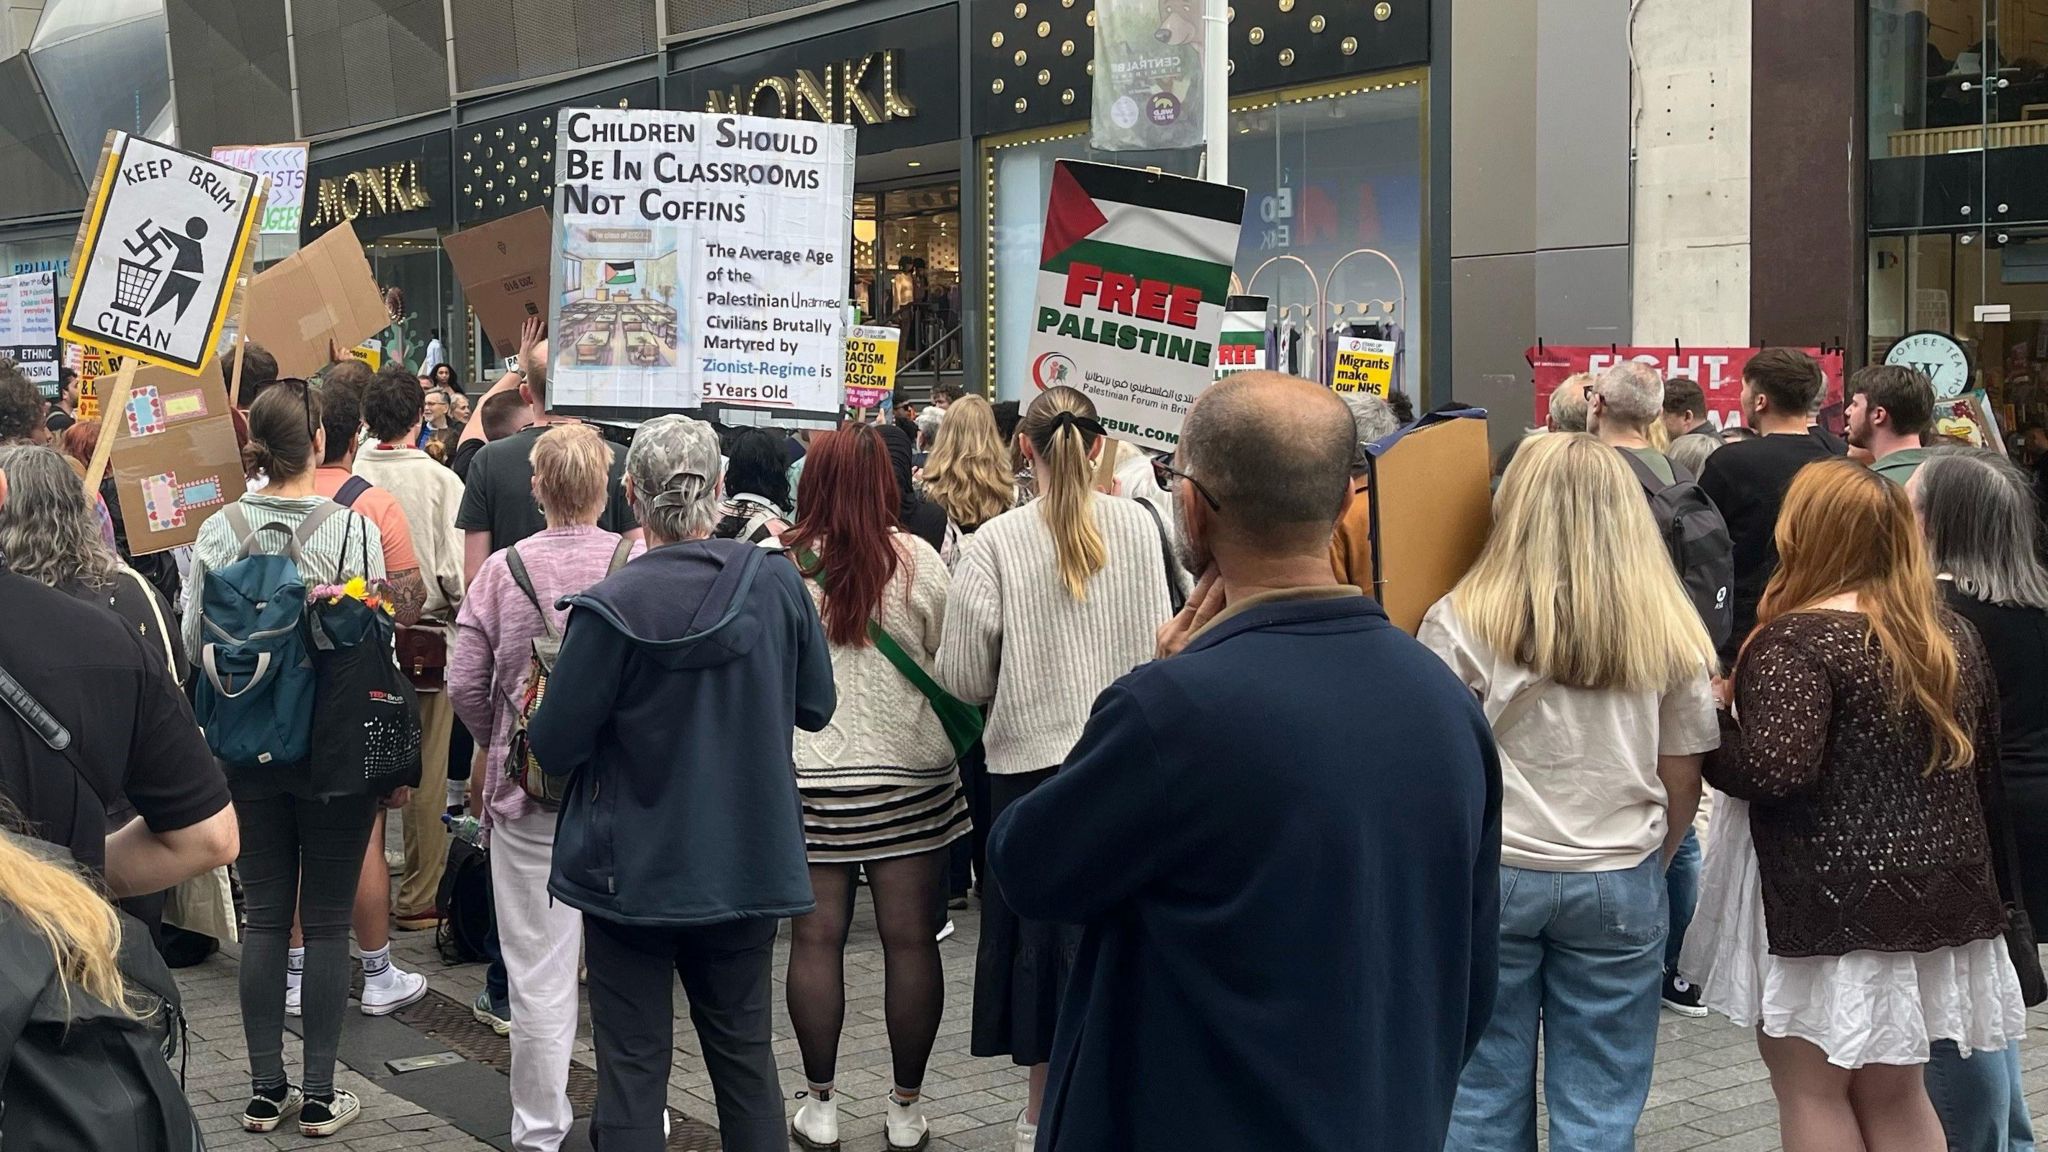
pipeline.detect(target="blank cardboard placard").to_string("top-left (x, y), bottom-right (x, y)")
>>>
top-left (1361, 415), bottom-right (1492, 635)
top-left (243, 220), bottom-right (387, 378)
top-left (444, 207), bottom-right (552, 360)
top-left (107, 361), bottom-right (246, 554)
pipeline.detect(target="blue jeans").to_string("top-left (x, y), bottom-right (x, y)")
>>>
top-left (1447, 855), bottom-right (1668, 1152)
top-left (1665, 828), bottom-right (1700, 970)
top-left (1927, 1039), bottom-right (2036, 1152)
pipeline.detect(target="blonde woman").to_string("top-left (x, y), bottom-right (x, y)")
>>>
top-left (919, 394), bottom-right (1018, 545)
top-left (1418, 432), bottom-right (1720, 1152)
top-left (935, 385), bottom-right (1172, 1152)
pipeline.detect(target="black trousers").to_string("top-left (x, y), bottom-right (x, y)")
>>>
top-left (583, 915), bottom-right (783, 1152)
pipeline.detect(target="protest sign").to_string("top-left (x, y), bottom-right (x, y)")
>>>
top-left (60, 133), bottom-right (264, 374)
top-left (104, 361), bottom-right (246, 553)
top-left (444, 207), bottom-right (552, 360)
top-left (1090, 0), bottom-right (1206, 151)
top-left (1026, 160), bottom-right (1246, 452)
top-left (211, 144), bottom-right (309, 235)
top-left (845, 325), bottom-right (899, 409)
top-left (1526, 345), bottom-right (1847, 430)
top-left (243, 220), bottom-right (389, 379)
top-left (348, 341), bottom-right (383, 370)
top-left (547, 108), bottom-right (856, 420)
top-left (73, 345), bottom-right (107, 419)
top-left (1331, 335), bottom-right (1396, 396)
top-left (0, 270), bottom-right (60, 396)
top-left (1214, 299), bottom-right (1265, 378)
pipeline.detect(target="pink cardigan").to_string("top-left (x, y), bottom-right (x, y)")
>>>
top-left (449, 525), bottom-right (643, 833)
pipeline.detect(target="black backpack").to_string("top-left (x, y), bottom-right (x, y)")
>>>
top-left (1620, 451), bottom-right (1734, 652)
top-left (436, 836), bottom-right (494, 965)
top-left (0, 850), bottom-right (202, 1152)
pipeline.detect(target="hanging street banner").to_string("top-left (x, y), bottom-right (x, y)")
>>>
top-left (1331, 335), bottom-right (1396, 396)
top-left (1028, 161), bottom-right (1246, 452)
top-left (845, 325), bottom-right (899, 410)
top-left (1215, 304), bottom-right (1266, 378)
top-left (1090, 0), bottom-right (1207, 151)
top-left (0, 270), bottom-right (61, 396)
top-left (547, 108), bottom-right (855, 420)
top-left (211, 143), bottom-right (309, 235)
top-left (1527, 345), bottom-right (1847, 431)
top-left (60, 133), bottom-right (264, 375)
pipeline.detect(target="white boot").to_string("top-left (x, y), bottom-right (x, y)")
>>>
top-left (790, 1089), bottom-right (839, 1151)
top-left (1014, 1107), bottom-right (1038, 1152)
top-left (886, 1093), bottom-right (930, 1150)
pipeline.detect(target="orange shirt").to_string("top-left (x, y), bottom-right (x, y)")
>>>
top-left (314, 466), bottom-right (420, 574)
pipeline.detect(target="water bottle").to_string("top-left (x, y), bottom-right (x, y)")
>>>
top-left (443, 812), bottom-right (484, 847)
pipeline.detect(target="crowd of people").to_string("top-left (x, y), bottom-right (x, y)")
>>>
top-left (0, 329), bottom-right (2043, 1152)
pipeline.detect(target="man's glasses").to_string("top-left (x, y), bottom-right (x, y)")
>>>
top-left (1154, 457), bottom-right (1221, 512)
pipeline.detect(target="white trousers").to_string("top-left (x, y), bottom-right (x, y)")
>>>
top-left (490, 809), bottom-right (583, 1151)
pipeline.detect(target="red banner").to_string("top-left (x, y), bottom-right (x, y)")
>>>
top-left (1526, 346), bottom-right (1846, 431)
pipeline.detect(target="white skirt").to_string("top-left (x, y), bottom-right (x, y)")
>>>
top-left (1679, 791), bottom-right (2027, 1068)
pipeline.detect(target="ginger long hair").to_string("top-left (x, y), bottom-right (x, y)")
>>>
top-left (1451, 433), bottom-right (1716, 691)
top-left (920, 395), bottom-right (1015, 530)
top-left (1753, 458), bottom-right (1972, 773)
top-left (786, 424), bottom-right (902, 647)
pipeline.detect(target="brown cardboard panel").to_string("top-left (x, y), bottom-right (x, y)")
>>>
top-left (1368, 416), bottom-right (1493, 634)
top-left (244, 220), bottom-right (388, 379)
top-left (106, 361), bottom-right (246, 554)
top-left (443, 207), bottom-right (552, 359)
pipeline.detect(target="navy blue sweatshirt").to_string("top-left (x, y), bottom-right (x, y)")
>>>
top-left (990, 593), bottom-right (1501, 1152)
top-left (530, 538), bottom-right (835, 927)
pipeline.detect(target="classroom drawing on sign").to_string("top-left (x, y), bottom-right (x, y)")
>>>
top-left (557, 225), bottom-right (681, 371)
top-left (141, 471), bottom-right (227, 532)
top-left (118, 217), bottom-right (210, 324)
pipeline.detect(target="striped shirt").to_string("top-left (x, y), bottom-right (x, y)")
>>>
top-left (182, 492), bottom-right (386, 664)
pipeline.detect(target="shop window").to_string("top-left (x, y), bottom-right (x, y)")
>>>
top-left (853, 182), bottom-right (963, 376)
top-left (983, 74), bottom-right (1425, 402)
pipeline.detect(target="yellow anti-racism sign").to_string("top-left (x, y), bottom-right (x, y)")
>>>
top-left (1331, 336), bottom-right (1396, 396)
top-left (844, 325), bottom-right (899, 410)
top-left (347, 342), bottom-right (383, 371)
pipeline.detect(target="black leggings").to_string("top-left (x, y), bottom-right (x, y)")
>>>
top-left (785, 850), bottom-right (948, 1091)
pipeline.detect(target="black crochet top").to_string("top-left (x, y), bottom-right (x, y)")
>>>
top-left (1706, 609), bottom-right (2006, 957)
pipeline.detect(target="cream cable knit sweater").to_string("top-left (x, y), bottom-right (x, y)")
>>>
top-left (935, 496), bottom-right (1173, 775)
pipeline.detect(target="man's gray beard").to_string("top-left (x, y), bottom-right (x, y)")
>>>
top-left (1169, 490), bottom-right (1205, 575)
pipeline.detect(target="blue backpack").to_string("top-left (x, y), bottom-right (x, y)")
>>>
top-left (193, 500), bottom-right (348, 768)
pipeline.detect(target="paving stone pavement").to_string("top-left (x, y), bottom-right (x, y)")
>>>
top-left (177, 887), bottom-right (2048, 1151)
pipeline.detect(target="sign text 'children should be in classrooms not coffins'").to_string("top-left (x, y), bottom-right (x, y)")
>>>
top-left (547, 109), bottom-right (854, 420)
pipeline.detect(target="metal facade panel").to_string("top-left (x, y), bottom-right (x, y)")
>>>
top-left (292, 0), bottom-right (447, 134)
top-left (0, 54), bottom-right (85, 217)
top-left (451, 0), bottom-right (655, 94)
top-left (166, 0), bottom-right (295, 151)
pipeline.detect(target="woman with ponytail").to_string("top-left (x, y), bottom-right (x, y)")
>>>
top-left (935, 385), bottom-right (1172, 1152)
top-left (1682, 458), bottom-right (2025, 1152)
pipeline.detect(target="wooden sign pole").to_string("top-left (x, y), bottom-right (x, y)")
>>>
top-left (1093, 435), bottom-right (1122, 494)
top-left (80, 358), bottom-right (136, 495)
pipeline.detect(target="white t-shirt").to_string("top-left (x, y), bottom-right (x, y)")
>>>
top-left (1419, 597), bottom-right (1720, 872)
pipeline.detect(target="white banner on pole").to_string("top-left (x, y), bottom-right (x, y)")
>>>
top-left (0, 270), bottom-right (61, 395)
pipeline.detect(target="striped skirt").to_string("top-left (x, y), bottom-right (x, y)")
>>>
top-left (800, 779), bottom-right (970, 865)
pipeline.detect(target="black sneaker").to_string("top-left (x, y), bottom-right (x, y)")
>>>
top-left (240, 1084), bottom-right (303, 1132)
top-left (1661, 970), bottom-right (1708, 1017)
top-left (299, 1090), bottom-right (361, 1138)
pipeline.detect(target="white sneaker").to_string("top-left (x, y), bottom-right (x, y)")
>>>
top-left (1013, 1108), bottom-right (1038, 1152)
top-left (886, 1097), bottom-right (930, 1150)
top-left (936, 919), bottom-right (956, 942)
top-left (284, 980), bottom-right (301, 1018)
top-left (790, 1092), bottom-right (839, 1150)
top-left (359, 967), bottom-right (428, 1016)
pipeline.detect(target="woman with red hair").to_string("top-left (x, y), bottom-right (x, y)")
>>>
top-left (780, 424), bottom-right (963, 1152)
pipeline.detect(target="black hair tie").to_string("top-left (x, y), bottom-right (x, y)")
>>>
top-left (1045, 410), bottom-right (1107, 440)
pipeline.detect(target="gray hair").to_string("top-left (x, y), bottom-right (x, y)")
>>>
top-left (626, 415), bottom-right (723, 544)
top-left (1595, 361), bottom-right (1664, 427)
top-left (1667, 432), bottom-right (1722, 478)
top-left (0, 444), bottom-right (119, 589)
top-left (1549, 375), bottom-right (1591, 432)
top-left (1913, 447), bottom-right (2048, 610)
top-left (1339, 391), bottom-right (1399, 445)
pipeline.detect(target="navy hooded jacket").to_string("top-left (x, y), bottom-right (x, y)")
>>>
top-left (989, 593), bottom-right (1502, 1152)
top-left (529, 538), bottom-right (834, 927)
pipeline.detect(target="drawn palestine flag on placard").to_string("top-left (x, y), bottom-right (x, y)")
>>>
top-left (604, 261), bottom-right (637, 286)
top-left (1028, 160), bottom-right (1245, 452)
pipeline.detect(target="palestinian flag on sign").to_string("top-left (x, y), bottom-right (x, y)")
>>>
top-left (604, 261), bottom-right (637, 285)
top-left (1039, 161), bottom-right (1241, 306)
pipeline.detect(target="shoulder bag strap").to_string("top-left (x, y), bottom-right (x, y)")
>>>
top-left (793, 544), bottom-right (958, 713)
top-left (123, 566), bottom-right (178, 679)
top-left (607, 535), bottom-right (635, 574)
top-left (334, 475), bottom-right (373, 509)
top-left (1134, 497), bottom-right (1187, 613)
top-left (503, 547), bottom-right (558, 641)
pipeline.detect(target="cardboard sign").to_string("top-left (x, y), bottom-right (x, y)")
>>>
top-left (845, 325), bottom-right (899, 409)
top-left (0, 270), bottom-right (60, 396)
top-left (445, 207), bottom-right (553, 360)
top-left (60, 132), bottom-right (264, 374)
top-left (1357, 414), bottom-right (1493, 634)
top-left (547, 109), bottom-right (856, 419)
top-left (1331, 336), bottom-right (1396, 396)
top-left (106, 361), bottom-right (246, 553)
top-left (211, 143), bottom-right (309, 235)
top-left (73, 345), bottom-right (107, 419)
top-left (1527, 346), bottom-right (1847, 431)
top-left (243, 220), bottom-right (389, 379)
top-left (1027, 161), bottom-right (1246, 453)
